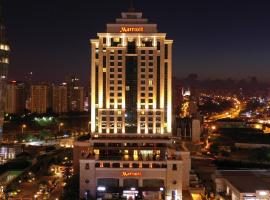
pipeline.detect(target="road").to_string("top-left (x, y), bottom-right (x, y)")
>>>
top-left (209, 97), bottom-right (244, 121)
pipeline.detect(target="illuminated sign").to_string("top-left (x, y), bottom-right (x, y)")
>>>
top-left (122, 172), bottom-right (142, 177)
top-left (120, 27), bottom-right (144, 33)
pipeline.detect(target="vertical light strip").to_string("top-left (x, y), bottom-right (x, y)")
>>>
top-left (106, 34), bottom-right (111, 46)
top-left (91, 41), bottom-right (97, 133)
top-left (153, 36), bottom-right (157, 47)
top-left (122, 34), bottom-right (126, 46)
top-left (167, 42), bottom-right (173, 134)
top-left (160, 38), bottom-right (165, 134)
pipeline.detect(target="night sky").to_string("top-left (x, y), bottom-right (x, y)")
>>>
top-left (4, 0), bottom-right (270, 85)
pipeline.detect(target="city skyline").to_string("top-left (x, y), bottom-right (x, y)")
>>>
top-left (4, 0), bottom-right (270, 85)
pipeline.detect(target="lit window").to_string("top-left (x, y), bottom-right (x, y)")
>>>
top-left (149, 80), bottom-right (153, 86)
top-left (114, 37), bottom-right (120, 42)
top-left (102, 68), bottom-right (106, 72)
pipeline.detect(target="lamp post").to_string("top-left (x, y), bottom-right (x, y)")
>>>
top-left (58, 123), bottom-right (64, 133)
top-left (21, 124), bottom-right (26, 134)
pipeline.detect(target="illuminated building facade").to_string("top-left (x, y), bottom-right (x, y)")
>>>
top-left (74, 7), bottom-right (190, 200)
top-left (90, 9), bottom-right (172, 135)
top-left (52, 84), bottom-right (68, 113)
top-left (0, 1), bottom-right (9, 139)
top-left (5, 81), bottom-right (25, 114)
top-left (30, 85), bottom-right (49, 114)
top-left (75, 136), bottom-right (190, 200)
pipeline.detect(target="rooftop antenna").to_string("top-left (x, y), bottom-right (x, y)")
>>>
top-left (128, 0), bottom-right (135, 12)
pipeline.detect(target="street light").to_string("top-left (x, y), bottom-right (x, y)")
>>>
top-left (58, 123), bottom-right (64, 132)
top-left (21, 124), bottom-right (27, 134)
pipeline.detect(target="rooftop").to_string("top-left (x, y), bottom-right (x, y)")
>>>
top-left (216, 170), bottom-right (270, 193)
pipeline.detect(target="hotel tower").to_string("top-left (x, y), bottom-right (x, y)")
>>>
top-left (74, 5), bottom-right (190, 200)
top-left (90, 8), bottom-right (172, 135)
top-left (0, 0), bottom-right (9, 140)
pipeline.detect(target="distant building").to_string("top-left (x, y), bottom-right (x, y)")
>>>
top-left (213, 170), bottom-right (270, 200)
top-left (52, 84), bottom-right (68, 113)
top-left (65, 75), bottom-right (84, 112)
top-left (70, 86), bottom-right (84, 112)
top-left (5, 81), bottom-right (25, 114)
top-left (215, 118), bottom-right (246, 129)
top-left (30, 85), bottom-right (49, 114)
top-left (175, 117), bottom-right (201, 143)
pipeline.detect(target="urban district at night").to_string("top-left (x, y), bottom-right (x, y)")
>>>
top-left (1, 0), bottom-right (270, 200)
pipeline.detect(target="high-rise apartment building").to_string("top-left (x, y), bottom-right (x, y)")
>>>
top-left (52, 84), bottom-right (68, 113)
top-left (5, 81), bottom-right (25, 114)
top-left (0, 0), bottom-right (10, 139)
top-left (90, 9), bottom-right (172, 135)
top-left (70, 86), bottom-right (84, 112)
top-left (30, 85), bottom-right (49, 114)
top-left (74, 7), bottom-right (190, 200)
top-left (65, 75), bottom-right (84, 112)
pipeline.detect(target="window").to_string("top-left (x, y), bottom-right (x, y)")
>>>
top-left (110, 62), bottom-right (114, 66)
top-left (172, 164), bottom-right (177, 171)
top-left (141, 56), bottom-right (145, 60)
top-left (85, 163), bottom-right (90, 170)
top-left (110, 56), bottom-right (114, 60)
top-left (85, 179), bottom-right (90, 184)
